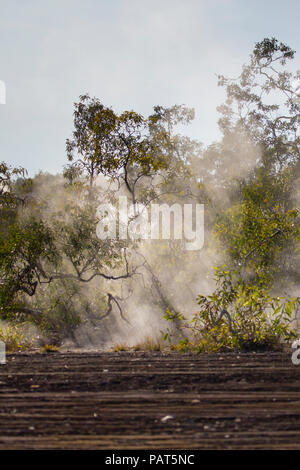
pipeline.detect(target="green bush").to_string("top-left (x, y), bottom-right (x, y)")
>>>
top-left (163, 267), bottom-right (299, 352)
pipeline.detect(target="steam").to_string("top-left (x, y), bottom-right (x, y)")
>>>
top-left (16, 110), bottom-right (299, 351)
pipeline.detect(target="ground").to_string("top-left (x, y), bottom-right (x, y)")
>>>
top-left (0, 351), bottom-right (299, 450)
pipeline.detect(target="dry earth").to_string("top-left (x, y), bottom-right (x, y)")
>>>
top-left (0, 351), bottom-right (299, 449)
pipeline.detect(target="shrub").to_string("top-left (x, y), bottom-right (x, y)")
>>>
top-left (163, 267), bottom-right (299, 352)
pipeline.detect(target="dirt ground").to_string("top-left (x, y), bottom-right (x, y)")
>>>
top-left (0, 350), bottom-right (300, 449)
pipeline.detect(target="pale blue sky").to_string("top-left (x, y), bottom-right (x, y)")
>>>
top-left (0, 0), bottom-right (299, 175)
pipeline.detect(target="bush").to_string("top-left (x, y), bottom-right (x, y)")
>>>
top-left (163, 267), bottom-right (299, 353)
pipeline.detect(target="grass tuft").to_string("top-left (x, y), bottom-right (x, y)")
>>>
top-left (0, 323), bottom-right (35, 352)
top-left (40, 344), bottom-right (60, 353)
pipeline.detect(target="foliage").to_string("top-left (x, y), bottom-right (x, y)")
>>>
top-left (132, 336), bottom-right (162, 351)
top-left (214, 170), bottom-right (300, 285)
top-left (217, 37), bottom-right (300, 173)
top-left (1, 37), bottom-right (300, 351)
top-left (0, 219), bottom-right (58, 317)
top-left (111, 336), bottom-right (162, 352)
top-left (0, 322), bottom-right (35, 352)
top-left (0, 163), bottom-right (136, 344)
top-left (31, 279), bottom-right (82, 345)
top-left (202, 37), bottom-right (300, 291)
top-left (163, 267), bottom-right (299, 352)
top-left (40, 344), bottom-right (60, 353)
top-left (65, 95), bottom-right (197, 204)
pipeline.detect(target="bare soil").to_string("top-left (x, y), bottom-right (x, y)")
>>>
top-left (0, 351), bottom-right (299, 449)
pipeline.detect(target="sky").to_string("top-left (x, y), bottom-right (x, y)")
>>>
top-left (0, 0), bottom-right (299, 175)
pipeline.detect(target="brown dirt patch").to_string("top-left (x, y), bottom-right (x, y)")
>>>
top-left (0, 351), bottom-right (299, 449)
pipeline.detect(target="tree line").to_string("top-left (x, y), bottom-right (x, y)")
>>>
top-left (1, 38), bottom-right (299, 350)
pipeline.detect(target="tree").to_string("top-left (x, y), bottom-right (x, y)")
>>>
top-left (65, 95), bottom-right (197, 206)
top-left (0, 166), bottom-right (139, 343)
top-left (217, 37), bottom-right (300, 173)
top-left (201, 38), bottom-right (300, 288)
